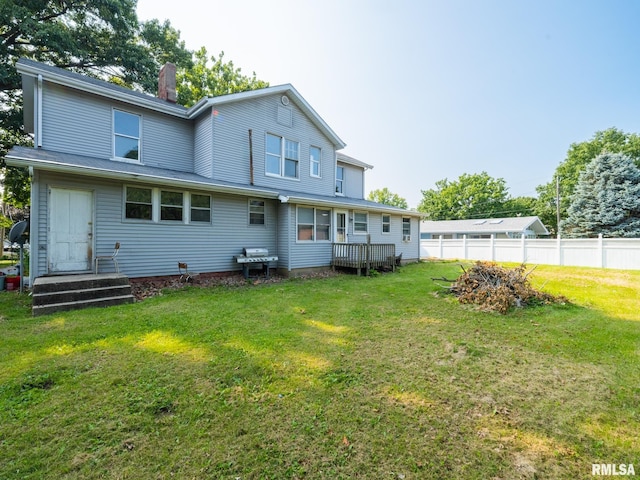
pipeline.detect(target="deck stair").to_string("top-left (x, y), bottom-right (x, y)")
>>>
top-left (32, 274), bottom-right (134, 316)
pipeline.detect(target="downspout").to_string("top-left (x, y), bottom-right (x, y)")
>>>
top-left (36, 74), bottom-right (43, 147)
top-left (248, 129), bottom-right (254, 185)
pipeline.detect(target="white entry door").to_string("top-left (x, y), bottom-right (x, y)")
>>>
top-left (335, 210), bottom-right (348, 243)
top-left (49, 188), bottom-right (94, 273)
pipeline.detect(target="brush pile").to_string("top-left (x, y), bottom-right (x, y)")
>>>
top-left (434, 261), bottom-right (565, 314)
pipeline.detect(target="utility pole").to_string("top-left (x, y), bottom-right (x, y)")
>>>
top-left (556, 176), bottom-right (561, 238)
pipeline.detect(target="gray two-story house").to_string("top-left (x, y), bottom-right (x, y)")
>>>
top-left (7, 58), bottom-right (421, 285)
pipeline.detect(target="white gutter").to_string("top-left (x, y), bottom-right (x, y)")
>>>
top-left (6, 154), bottom-right (280, 199)
top-left (284, 194), bottom-right (422, 216)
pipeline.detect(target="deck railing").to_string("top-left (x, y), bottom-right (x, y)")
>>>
top-left (331, 243), bottom-right (396, 275)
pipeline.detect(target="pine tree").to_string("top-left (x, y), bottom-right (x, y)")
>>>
top-left (561, 153), bottom-right (640, 237)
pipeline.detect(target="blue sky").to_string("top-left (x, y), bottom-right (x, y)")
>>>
top-left (137, 0), bottom-right (640, 209)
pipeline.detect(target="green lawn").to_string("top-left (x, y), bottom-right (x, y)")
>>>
top-left (0, 262), bottom-right (638, 479)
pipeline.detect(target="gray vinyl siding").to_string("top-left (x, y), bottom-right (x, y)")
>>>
top-left (41, 82), bottom-right (193, 171)
top-left (338, 163), bottom-right (365, 199)
top-left (194, 112), bottom-right (213, 177)
top-left (209, 96), bottom-right (337, 196)
top-left (343, 211), bottom-right (420, 261)
top-left (33, 172), bottom-right (278, 278)
top-left (287, 204), bottom-right (333, 269)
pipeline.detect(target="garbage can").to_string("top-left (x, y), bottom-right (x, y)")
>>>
top-left (5, 276), bottom-right (19, 291)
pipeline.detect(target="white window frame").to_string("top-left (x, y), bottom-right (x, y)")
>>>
top-left (402, 217), bottom-right (412, 242)
top-left (336, 166), bottom-right (345, 195)
top-left (124, 186), bottom-right (152, 221)
top-left (249, 199), bottom-right (266, 225)
top-left (310, 146), bottom-right (321, 178)
top-left (113, 109), bottom-right (141, 163)
top-left (190, 193), bottom-right (212, 224)
top-left (353, 211), bottom-right (368, 234)
top-left (382, 214), bottom-right (391, 234)
top-left (160, 189), bottom-right (184, 222)
top-left (123, 186), bottom-right (212, 224)
top-left (265, 133), bottom-right (300, 180)
top-left (296, 206), bottom-right (332, 243)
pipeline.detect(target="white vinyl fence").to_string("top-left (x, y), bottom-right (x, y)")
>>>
top-left (420, 234), bottom-right (640, 270)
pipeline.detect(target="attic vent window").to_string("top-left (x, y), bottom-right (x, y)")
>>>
top-left (489, 219), bottom-right (504, 224)
top-left (473, 220), bottom-right (486, 225)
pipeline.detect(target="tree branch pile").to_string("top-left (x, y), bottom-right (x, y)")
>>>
top-left (435, 261), bottom-right (566, 314)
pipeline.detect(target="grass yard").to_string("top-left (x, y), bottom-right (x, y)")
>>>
top-left (0, 261), bottom-right (638, 479)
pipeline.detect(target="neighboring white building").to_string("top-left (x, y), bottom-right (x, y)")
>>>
top-left (420, 216), bottom-right (550, 239)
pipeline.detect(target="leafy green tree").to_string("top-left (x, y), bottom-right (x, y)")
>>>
top-left (535, 128), bottom-right (640, 234)
top-left (367, 187), bottom-right (408, 209)
top-left (561, 153), bottom-right (640, 238)
top-left (176, 47), bottom-right (269, 107)
top-left (1, 0), bottom-right (192, 209)
top-left (418, 172), bottom-right (510, 220)
top-left (503, 196), bottom-right (537, 217)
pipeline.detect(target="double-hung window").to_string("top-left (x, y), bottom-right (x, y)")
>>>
top-left (249, 199), bottom-right (265, 225)
top-left (297, 207), bottom-right (331, 242)
top-left (125, 187), bottom-right (211, 223)
top-left (125, 186), bottom-right (152, 220)
top-left (284, 139), bottom-right (299, 178)
top-left (310, 146), bottom-right (321, 178)
top-left (114, 110), bottom-right (140, 161)
top-left (336, 166), bottom-right (344, 194)
top-left (402, 217), bottom-right (411, 240)
top-left (266, 133), bottom-right (299, 179)
top-left (382, 214), bottom-right (391, 234)
top-left (160, 190), bottom-right (183, 221)
top-left (191, 194), bottom-right (211, 223)
top-left (354, 212), bottom-right (368, 234)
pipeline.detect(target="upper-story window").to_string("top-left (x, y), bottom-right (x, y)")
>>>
top-left (310, 146), bottom-right (321, 178)
top-left (114, 110), bottom-right (140, 161)
top-left (336, 166), bottom-right (344, 195)
top-left (266, 133), bottom-right (299, 179)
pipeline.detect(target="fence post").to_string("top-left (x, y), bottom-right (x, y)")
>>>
top-left (439, 235), bottom-right (443, 259)
top-left (490, 234), bottom-right (495, 261)
top-left (556, 234), bottom-right (562, 266)
top-left (463, 234), bottom-right (468, 260)
top-left (521, 234), bottom-right (526, 263)
top-left (598, 233), bottom-right (604, 268)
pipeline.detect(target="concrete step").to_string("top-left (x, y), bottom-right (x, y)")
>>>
top-left (32, 274), bottom-right (129, 293)
top-left (31, 274), bottom-right (134, 316)
top-left (32, 294), bottom-right (134, 316)
top-left (32, 284), bottom-right (132, 306)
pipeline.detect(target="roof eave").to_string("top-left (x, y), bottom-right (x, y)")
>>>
top-left (16, 59), bottom-right (188, 118)
top-left (186, 84), bottom-right (347, 149)
top-left (5, 152), bottom-right (279, 199)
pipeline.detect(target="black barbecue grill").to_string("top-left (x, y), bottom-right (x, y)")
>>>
top-left (234, 247), bottom-right (278, 279)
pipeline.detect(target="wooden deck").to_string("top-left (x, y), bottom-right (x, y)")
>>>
top-left (331, 243), bottom-right (397, 275)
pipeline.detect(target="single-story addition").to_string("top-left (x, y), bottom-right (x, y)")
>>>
top-left (420, 216), bottom-right (550, 240)
top-left (7, 58), bottom-right (421, 287)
